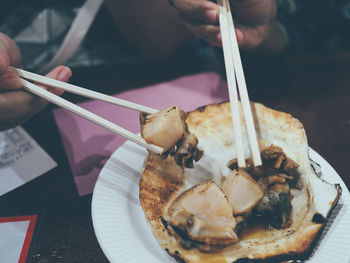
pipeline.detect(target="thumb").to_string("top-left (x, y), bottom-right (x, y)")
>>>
top-left (234, 25), bottom-right (267, 50)
top-left (0, 33), bottom-right (21, 74)
top-left (0, 52), bottom-right (9, 74)
top-left (216, 29), bottom-right (243, 47)
top-left (235, 28), bottom-right (244, 46)
top-left (18, 66), bottom-right (72, 117)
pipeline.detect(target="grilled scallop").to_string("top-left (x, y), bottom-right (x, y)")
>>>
top-left (165, 181), bottom-right (238, 249)
top-left (140, 106), bottom-right (203, 168)
top-left (140, 106), bottom-right (186, 152)
top-left (221, 169), bottom-right (264, 216)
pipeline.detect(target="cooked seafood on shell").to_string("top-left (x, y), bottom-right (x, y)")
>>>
top-left (139, 102), bottom-right (341, 262)
top-left (140, 106), bottom-right (203, 168)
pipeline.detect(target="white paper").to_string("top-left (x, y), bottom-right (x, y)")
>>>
top-left (0, 127), bottom-right (57, 196)
top-left (0, 220), bottom-right (30, 262)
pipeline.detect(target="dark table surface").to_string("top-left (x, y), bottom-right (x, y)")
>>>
top-left (0, 51), bottom-right (349, 263)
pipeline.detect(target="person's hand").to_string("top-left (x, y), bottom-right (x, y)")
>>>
top-left (167, 0), bottom-right (283, 51)
top-left (0, 33), bottom-right (72, 131)
top-left (229, 0), bottom-right (279, 51)
top-left (168, 0), bottom-right (221, 46)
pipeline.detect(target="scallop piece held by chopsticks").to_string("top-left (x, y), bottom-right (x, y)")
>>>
top-left (140, 106), bottom-right (203, 168)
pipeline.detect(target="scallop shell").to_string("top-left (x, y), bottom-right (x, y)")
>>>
top-left (139, 102), bottom-right (341, 262)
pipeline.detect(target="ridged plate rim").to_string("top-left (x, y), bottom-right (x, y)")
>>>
top-left (92, 140), bottom-right (350, 263)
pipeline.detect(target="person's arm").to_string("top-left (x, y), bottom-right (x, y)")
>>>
top-left (0, 33), bottom-right (72, 131)
top-left (104, 0), bottom-right (286, 59)
top-left (171, 0), bottom-right (286, 52)
top-left (104, 0), bottom-right (191, 60)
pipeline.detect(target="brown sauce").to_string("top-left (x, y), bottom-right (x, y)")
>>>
top-left (239, 217), bottom-right (272, 241)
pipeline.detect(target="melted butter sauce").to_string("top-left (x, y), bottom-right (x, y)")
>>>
top-left (189, 218), bottom-right (271, 263)
top-left (239, 217), bottom-right (272, 241)
top-left (197, 253), bottom-right (227, 263)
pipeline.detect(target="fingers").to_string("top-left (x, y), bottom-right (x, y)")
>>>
top-left (234, 24), bottom-right (269, 50)
top-left (0, 33), bottom-right (22, 90)
top-left (215, 28), bottom-right (244, 48)
top-left (172, 0), bottom-right (219, 24)
top-left (0, 33), bottom-right (21, 72)
top-left (235, 29), bottom-right (244, 45)
top-left (0, 90), bottom-right (43, 121)
top-left (226, 0), bottom-right (277, 51)
top-left (180, 14), bottom-right (221, 46)
top-left (0, 33), bottom-right (72, 131)
top-left (168, 1), bottom-right (222, 46)
top-left (0, 70), bottom-right (23, 91)
top-left (215, 23), bottom-right (267, 50)
top-left (0, 66), bottom-right (71, 118)
top-left (0, 65), bottom-right (72, 130)
top-left (27, 65), bottom-right (72, 110)
top-left (0, 53), bottom-right (9, 74)
top-left (40, 66), bottom-right (72, 96)
top-left (229, 0), bottom-right (276, 26)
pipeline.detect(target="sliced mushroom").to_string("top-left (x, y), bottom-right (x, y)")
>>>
top-left (261, 145), bottom-right (287, 170)
top-left (261, 145), bottom-right (285, 162)
top-left (227, 158), bottom-right (265, 179)
top-left (221, 170), bottom-right (264, 216)
top-left (265, 175), bottom-right (287, 185)
top-left (276, 173), bottom-right (294, 181)
top-left (227, 158), bottom-right (239, 171)
top-left (282, 157), bottom-right (299, 178)
top-left (166, 181), bottom-right (238, 246)
top-left (174, 133), bottom-right (203, 168)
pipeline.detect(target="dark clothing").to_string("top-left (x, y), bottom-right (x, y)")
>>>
top-left (277, 0), bottom-right (350, 51)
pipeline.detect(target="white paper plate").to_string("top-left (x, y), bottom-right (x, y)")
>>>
top-left (92, 140), bottom-right (350, 263)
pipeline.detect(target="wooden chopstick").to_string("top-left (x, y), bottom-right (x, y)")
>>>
top-left (218, 0), bottom-right (262, 167)
top-left (9, 66), bottom-right (158, 115)
top-left (218, 0), bottom-right (245, 168)
top-left (224, 0), bottom-right (262, 167)
top-left (20, 78), bottom-right (163, 154)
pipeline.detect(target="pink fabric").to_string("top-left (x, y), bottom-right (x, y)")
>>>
top-left (53, 72), bottom-right (228, 196)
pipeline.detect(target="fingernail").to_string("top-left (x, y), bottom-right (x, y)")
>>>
top-left (236, 29), bottom-right (243, 44)
top-left (217, 33), bottom-right (222, 43)
top-left (58, 68), bottom-right (72, 82)
top-left (205, 9), bottom-right (219, 23)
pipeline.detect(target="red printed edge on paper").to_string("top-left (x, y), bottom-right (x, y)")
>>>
top-left (0, 215), bottom-right (38, 263)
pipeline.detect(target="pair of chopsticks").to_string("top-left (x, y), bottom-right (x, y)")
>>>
top-left (217, 0), bottom-right (262, 168)
top-left (9, 67), bottom-right (163, 154)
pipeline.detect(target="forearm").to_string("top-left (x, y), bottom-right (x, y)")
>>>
top-left (104, 0), bottom-right (191, 61)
